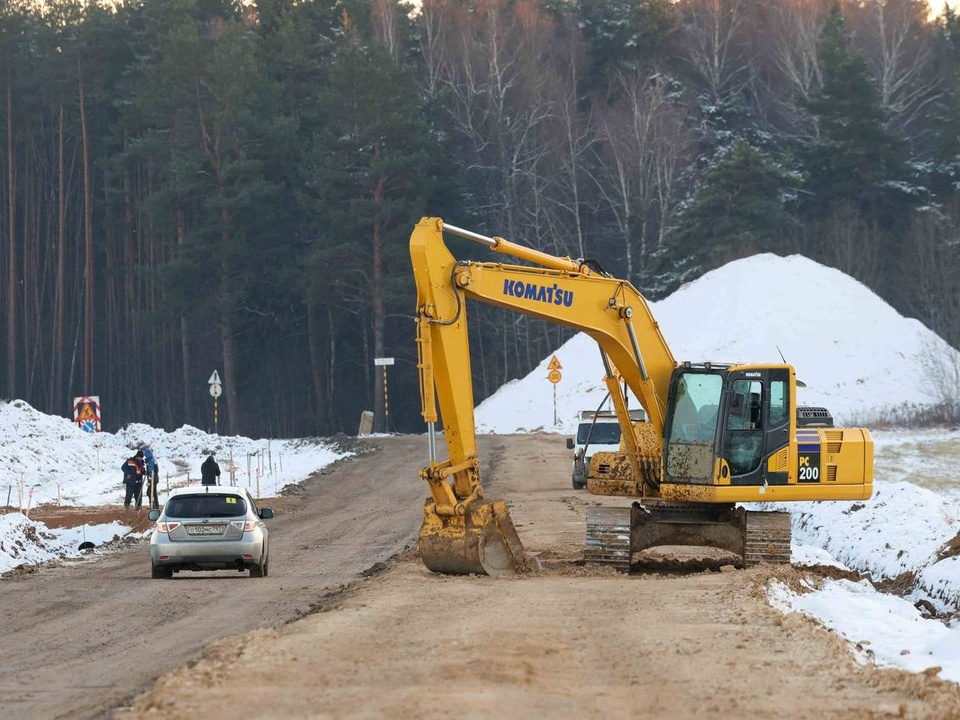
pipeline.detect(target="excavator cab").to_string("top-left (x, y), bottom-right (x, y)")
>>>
top-left (662, 364), bottom-right (794, 491)
top-left (660, 363), bottom-right (871, 502)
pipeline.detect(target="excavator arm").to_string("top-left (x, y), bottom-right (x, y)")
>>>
top-left (410, 217), bottom-right (678, 574)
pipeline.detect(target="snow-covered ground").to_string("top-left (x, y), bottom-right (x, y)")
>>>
top-left (0, 400), bottom-right (352, 573)
top-left (2, 252), bottom-right (960, 684)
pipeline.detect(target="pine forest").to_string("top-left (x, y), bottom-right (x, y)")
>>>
top-left (1, 0), bottom-right (959, 437)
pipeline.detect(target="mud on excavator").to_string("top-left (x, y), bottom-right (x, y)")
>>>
top-left (410, 217), bottom-right (874, 575)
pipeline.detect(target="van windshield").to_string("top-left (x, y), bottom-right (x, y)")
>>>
top-left (165, 494), bottom-right (248, 519)
top-left (576, 422), bottom-right (621, 445)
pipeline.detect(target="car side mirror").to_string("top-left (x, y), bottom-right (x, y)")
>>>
top-left (260, 508), bottom-right (274, 519)
top-left (148, 509), bottom-right (161, 521)
top-left (566, 438), bottom-right (574, 450)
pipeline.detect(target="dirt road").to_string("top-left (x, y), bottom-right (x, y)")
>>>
top-left (6, 434), bottom-right (960, 719)
top-left (0, 435), bottom-right (426, 720)
top-left (110, 433), bottom-right (960, 720)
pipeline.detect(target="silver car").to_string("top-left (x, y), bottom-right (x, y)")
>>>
top-left (148, 485), bottom-right (273, 579)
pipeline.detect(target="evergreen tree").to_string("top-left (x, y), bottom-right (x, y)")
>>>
top-left (657, 139), bottom-right (798, 293)
top-left (302, 37), bottom-right (454, 432)
top-left (924, 5), bottom-right (960, 200)
top-left (799, 4), bottom-right (909, 227)
top-left (128, 0), bottom-right (292, 434)
top-left (574, 0), bottom-right (677, 91)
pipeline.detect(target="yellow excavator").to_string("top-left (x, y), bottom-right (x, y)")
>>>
top-left (410, 217), bottom-right (874, 575)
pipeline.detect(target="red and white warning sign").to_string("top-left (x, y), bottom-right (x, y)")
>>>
top-left (73, 396), bottom-right (101, 433)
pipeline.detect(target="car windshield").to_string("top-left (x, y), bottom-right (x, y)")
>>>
top-left (576, 422), bottom-right (621, 445)
top-left (165, 494), bottom-right (247, 519)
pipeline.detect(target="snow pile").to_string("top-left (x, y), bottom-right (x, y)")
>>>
top-left (767, 578), bottom-right (960, 682)
top-left (0, 399), bottom-right (349, 509)
top-left (782, 482), bottom-right (959, 584)
top-left (0, 513), bottom-right (130, 574)
top-left (477, 254), bottom-right (960, 433)
top-left (768, 472), bottom-right (960, 614)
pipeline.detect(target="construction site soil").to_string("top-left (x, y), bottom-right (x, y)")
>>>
top-left (8, 433), bottom-right (960, 719)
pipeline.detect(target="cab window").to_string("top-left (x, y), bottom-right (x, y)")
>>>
top-left (723, 380), bottom-right (763, 475)
top-left (769, 379), bottom-right (787, 428)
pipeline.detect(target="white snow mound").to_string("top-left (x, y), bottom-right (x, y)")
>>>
top-left (476, 254), bottom-right (960, 434)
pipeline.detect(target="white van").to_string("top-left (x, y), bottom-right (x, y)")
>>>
top-left (565, 408), bottom-right (645, 489)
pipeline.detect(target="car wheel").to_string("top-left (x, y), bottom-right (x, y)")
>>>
top-left (250, 556), bottom-right (268, 577)
top-left (151, 563), bottom-right (172, 579)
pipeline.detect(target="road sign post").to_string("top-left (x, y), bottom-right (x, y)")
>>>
top-left (208, 370), bottom-right (222, 434)
top-left (373, 357), bottom-right (395, 432)
top-left (547, 355), bottom-right (562, 425)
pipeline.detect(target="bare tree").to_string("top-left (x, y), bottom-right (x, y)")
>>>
top-left (372, 0), bottom-right (402, 61)
top-left (845, 0), bottom-right (939, 132)
top-left (595, 72), bottom-right (692, 279)
top-left (541, 16), bottom-right (596, 260)
top-left (815, 200), bottom-right (884, 290)
top-left (911, 203), bottom-right (960, 420)
top-left (905, 202), bottom-right (960, 351)
top-left (767, 0), bottom-right (828, 105)
top-left (679, 0), bottom-right (754, 104)
top-left (423, 0), bottom-right (555, 239)
top-left (417, 0), bottom-right (452, 97)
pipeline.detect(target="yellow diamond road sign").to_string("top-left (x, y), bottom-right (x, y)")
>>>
top-left (547, 355), bottom-right (562, 371)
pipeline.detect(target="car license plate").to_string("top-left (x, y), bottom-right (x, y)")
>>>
top-left (187, 524), bottom-right (225, 535)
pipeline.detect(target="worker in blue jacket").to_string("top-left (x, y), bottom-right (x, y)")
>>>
top-left (143, 447), bottom-right (160, 509)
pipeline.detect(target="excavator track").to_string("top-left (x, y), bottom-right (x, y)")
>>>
top-left (743, 510), bottom-right (792, 566)
top-left (585, 504), bottom-right (792, 570)
top-left (584, 506), bottom-right (631, 568)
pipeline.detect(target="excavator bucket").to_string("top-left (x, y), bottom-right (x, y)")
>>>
top-left (419, 498), bottom-right (529, 575)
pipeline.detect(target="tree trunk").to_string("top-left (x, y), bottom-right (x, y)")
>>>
top-left (176, 211), bottom-right (193, 425)
top-left (6, 62), bottom-right (17, 399)
top-left (78, 56), bottom-right (94, 394)
top-left (371, 173), bottom-right (387, 432)
top-left (326, 306), bottom-right (336, 431)
top-left (307, 300), bottom-right (325, 432)
top-left (53, 102), bottom-right (66, 409)
top-left (220, 309), bottom-right (238, 435)
top-left (220, 215), bottom-right (240, 436)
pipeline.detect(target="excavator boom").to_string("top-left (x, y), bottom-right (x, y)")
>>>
top-left (411, 217), bottom-right (676, 573)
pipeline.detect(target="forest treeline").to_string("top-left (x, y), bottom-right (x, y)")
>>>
top-left (1, 0), bottom-right (959, 437)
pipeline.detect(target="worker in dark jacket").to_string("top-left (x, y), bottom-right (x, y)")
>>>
top-left (121, 450), bottom-right (145, 509)
top-left (201, 454), bottom-right (221, 486)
